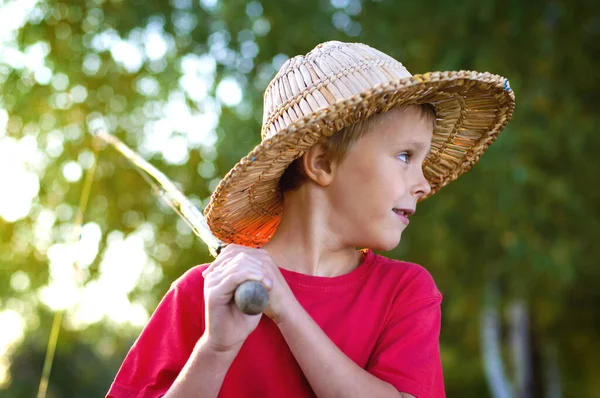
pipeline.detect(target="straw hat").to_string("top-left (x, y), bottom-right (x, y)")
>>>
top-left (204, 41), bottom-right (515, 247)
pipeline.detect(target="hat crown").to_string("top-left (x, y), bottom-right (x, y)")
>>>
top-left (261, 41), bottom-right (413, 140)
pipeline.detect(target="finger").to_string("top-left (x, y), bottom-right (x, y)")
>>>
top-left (218, 243), bottom-right (261, 258)
top-left (218, 244), bottom-right (268, 259)
top-left (237, 250), bottom-right (278, 274)
top-left (229, 253), bottom-right (275, 285)
top-left (210, 269), bottom-right (272, 299)
top-left (202, 244), bottom-right (258, 276)
top-left (204, 259), bottom-right (272, 290)
top-left (207, 258), bottom-right (263, 283)
top-left (204, 250), bottom-right (264, 278)
top-left (220, 246), bottom-right (275, 269)
top-left (231, 245), bottom-right (274, 262)
top-left (202, 248), bottom-right (241, 277)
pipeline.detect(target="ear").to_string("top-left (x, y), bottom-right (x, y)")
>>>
top-left (301, 142), bottom-right (335, 187)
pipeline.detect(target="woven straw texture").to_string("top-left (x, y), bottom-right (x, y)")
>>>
top-left (205, 41), bottom-right (515, 247)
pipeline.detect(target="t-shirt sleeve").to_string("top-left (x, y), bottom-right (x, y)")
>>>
top-left (366, 266), bottom-right (445, 398)
top-left (106, 266), bottom-right (207, 398)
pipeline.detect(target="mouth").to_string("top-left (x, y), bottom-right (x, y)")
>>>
top-left (392, 208), bottom-right (415, 225)
top-left (392, 208), bottom-right (415, 217)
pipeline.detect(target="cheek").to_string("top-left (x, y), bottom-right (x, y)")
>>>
top-left (330, 171), bottom-right (373, 214)
top-left (372, 164), bottom-right (407, 196)
top-left (332, 159), bottom-right (405, 213)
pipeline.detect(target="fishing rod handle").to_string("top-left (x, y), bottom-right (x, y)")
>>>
top-left (234, 280), bottom-right (269, 315)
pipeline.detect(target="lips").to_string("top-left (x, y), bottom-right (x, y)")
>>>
top-left (392, 208), bottom-right (415, 225)
top-left (392, 208), bottom-right (415, 217)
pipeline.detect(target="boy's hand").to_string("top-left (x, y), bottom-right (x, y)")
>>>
top-left (201, 245), bottom-right (271, 352)
top-left (201, 244), bottom-right (296, 351)
top-left (222, 245), bottom-right (297, 324)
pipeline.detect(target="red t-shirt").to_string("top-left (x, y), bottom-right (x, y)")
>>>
top-left (107, 249), bottom-right (445, 398)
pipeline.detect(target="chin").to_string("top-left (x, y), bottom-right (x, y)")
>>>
top-left (364, 233), bottom-right (402, 252)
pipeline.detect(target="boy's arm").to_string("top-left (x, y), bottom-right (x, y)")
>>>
top-left (163, 334), bottom-right (238, 398)
top-left (107, 249), bottom-right (271, 398)
top-left (277, 300), bottom-right (415, 398)
top-left (163, 249), bottom-right (271, 398)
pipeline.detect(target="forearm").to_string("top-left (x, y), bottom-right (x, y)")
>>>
top-left (163, 334), bottom-right (238, 398)
top-left (277, 302), bottom-right (405, 398)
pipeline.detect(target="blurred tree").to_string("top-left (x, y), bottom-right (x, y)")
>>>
top-left (0, 0), bottom-right (598, 396)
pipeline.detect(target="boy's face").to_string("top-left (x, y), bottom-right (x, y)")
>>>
top-left (326, 106), bottom-right (433, 251)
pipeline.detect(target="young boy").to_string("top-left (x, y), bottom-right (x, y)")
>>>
top-left (107, 41), bottom-right (514, 398)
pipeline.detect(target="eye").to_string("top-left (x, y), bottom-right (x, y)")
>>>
top-left (396, 152), bottom-right (411, 164)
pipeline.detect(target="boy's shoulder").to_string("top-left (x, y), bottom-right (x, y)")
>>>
top-left (170, 263), bottom-right (210, 293)
top-left (369, 251), bottom-right (442, 303)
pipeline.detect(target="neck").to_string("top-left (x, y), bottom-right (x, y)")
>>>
top-left (262, 186), bottom-right (362, 277)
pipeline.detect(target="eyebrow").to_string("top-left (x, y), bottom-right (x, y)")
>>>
top-left (406, 140), bottom-right (432, 155)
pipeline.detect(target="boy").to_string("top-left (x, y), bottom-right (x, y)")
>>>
top-left (107, 41), bottom-right (514, 398)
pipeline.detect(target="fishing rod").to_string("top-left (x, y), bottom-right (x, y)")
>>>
top-left (94, 131), bottom-right (268, 315)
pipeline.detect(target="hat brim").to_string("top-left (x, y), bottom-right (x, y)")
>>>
top-left (205, 70), bottom-right (515, 247)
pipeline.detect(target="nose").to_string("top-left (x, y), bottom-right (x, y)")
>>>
top-left (411, 166), bottom-right (432, 199)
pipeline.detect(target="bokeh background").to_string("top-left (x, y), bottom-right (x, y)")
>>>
top-left (0, 0), bottom-right (598, 397)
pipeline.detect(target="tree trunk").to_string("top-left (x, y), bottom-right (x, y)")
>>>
top-left (509, 299), bottom-right (532, 398)
top-left (481, 280), bottom-right (515, 398)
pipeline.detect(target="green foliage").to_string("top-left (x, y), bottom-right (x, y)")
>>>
top-left (0, 0), bottom-right (598, 396)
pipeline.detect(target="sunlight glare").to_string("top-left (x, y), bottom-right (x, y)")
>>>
top-left (0, 108), bottom-right (7, 137)
top-left (0, 0), bottom-right (40, 42)
top-left (0, 310), bottom-right (25, 361)
top-left (0, 310), bottom-right (25, 387)
top-left (62, 160), bottom-right (83, 182)
top-left (69, 228), bottom-right (154, 328)
top-left (216, 77), bottom-right (242, 106)
top-left (111, 40), bottom-right (144, 73)
top-left (0, 137), bottom-right (40, 222)
top-left (145, 31), bottom-right (168, 61)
